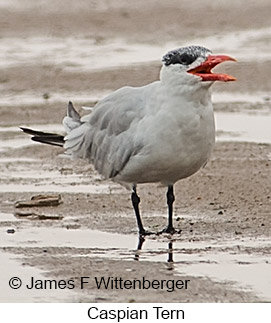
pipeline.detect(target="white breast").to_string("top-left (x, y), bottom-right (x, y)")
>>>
top-left (115, 81), bottom-right (215, 186)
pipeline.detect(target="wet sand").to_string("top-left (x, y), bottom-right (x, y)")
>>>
top-left (0, 0), bottom-right (271, 302)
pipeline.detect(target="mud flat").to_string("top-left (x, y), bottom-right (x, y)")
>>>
top-left (0, 0), bottom-right (271, 302)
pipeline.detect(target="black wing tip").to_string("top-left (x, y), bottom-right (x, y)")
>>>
top-left (31, 136), bottom-right (64, 147)
top-left (20, 126), bottom-right (30, 132)
top-left (20, 127), bottom-right (38, 135)
top-left (20, 126), bottom-right (64, 147)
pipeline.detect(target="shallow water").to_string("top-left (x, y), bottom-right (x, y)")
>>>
top-left (215, 112), bottom-right (271, 144)
top-left (0, 154), bottom-right (122, 194)
top-left (1, 89), bottom-right (271, 108)
top-left (1, 219), bottom-right (270, 301)
top-left (1, 27), bottom-right (271, 73)
top-left (0, 183), bottom-right (122, 194)
top-left (0, 91), bottom-right (107, 107)
top-left (0, 251), bottom-right (75, 302)
top-left (213, 91), bottom-right (271, 104)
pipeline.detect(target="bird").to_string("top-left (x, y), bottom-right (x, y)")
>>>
top-left (21, 45), bottom-right (236, 236)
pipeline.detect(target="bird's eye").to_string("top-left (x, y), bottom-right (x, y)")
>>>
top-left (162, 51), bottom-right (197, 66)
top-left (177, 53), bottom-right (195, 65)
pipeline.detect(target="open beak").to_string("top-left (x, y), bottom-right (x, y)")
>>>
top-left (187, 54), bottom-right (237, 82)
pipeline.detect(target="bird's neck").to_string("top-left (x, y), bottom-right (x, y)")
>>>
top-left (160, 71), bottom-right (212, 105)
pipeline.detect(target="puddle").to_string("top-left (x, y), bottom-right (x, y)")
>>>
top-left (0, 124), bottom-right (63, 133)
top-left (1, 27), bottom-right (271, 73)
top-left (1, 26), bottom-right (271, 109)
top-left (215, 112), bottom-right (271, 144)
top-left (213, 91), bottom-right (271, 104)
top-left (0, 251), bottom-right (75, 302)
top-left (1, 224), bottom-right (271, 301)
top-left (0, 183), bottom-right (122, 194)
top-left (0, 37), bottom-right (160, 72)
top-left (1, 89), bottom-right (271, 108)
top-left (0, 138), bottom-right (37, 153)
top-left (0, 91), bottom-right (108, 107)
top-left (0, 138), bottom-right (124, 194)
top-left (190, 27), bottom-right (271, 62)
top-left (177, 255), bottom-right (271, 301)
top-left (0, 124), bottom-right (64, 152)
top-left (0, 166), bottom-right (121, 195)
top-left (0, 212), bottom-right (20, 222)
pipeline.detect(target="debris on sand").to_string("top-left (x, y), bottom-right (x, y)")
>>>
top-left (14, 211), bottom-right (63, 220)
top-left (14, 194), bottom-right (62, 208)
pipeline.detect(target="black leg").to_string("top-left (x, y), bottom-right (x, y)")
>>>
top-left (131, 186), bottom-right (152, 236)
top-left (167, 185), bottom-right (175, 231)
top-left (159, 185), bottom-right (177, 234)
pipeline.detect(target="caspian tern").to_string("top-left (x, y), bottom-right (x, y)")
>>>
top-left (21, 45), bottom-right (236, 236)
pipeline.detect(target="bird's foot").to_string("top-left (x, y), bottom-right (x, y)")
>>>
top-left (139, 229), bottom-right (155, 236)
top-left (157, 226), bottom-right (181, 235)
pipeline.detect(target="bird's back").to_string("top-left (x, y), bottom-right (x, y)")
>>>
top-left (63, 84), bottom-right (151, 179)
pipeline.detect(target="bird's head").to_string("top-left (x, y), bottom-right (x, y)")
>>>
top-left (161, 45), bottom-right (236, 87)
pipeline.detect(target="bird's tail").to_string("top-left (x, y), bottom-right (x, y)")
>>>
top-left (20, 127), bottom-right (65, 147)
top-left (21, 101), bottom-right (82, 148)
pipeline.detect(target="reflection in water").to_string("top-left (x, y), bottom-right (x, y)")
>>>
top-left (1, 217), bottom-right (270, 300)
top-left (168, 241), bottom-right (173, 263)
top-left (134, 235), bottom-right (174, 266)
top-left (134, 235), bottom-right (145, 261)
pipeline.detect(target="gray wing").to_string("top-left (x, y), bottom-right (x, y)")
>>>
top-left (64, 86), bottom-right (145, 179)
